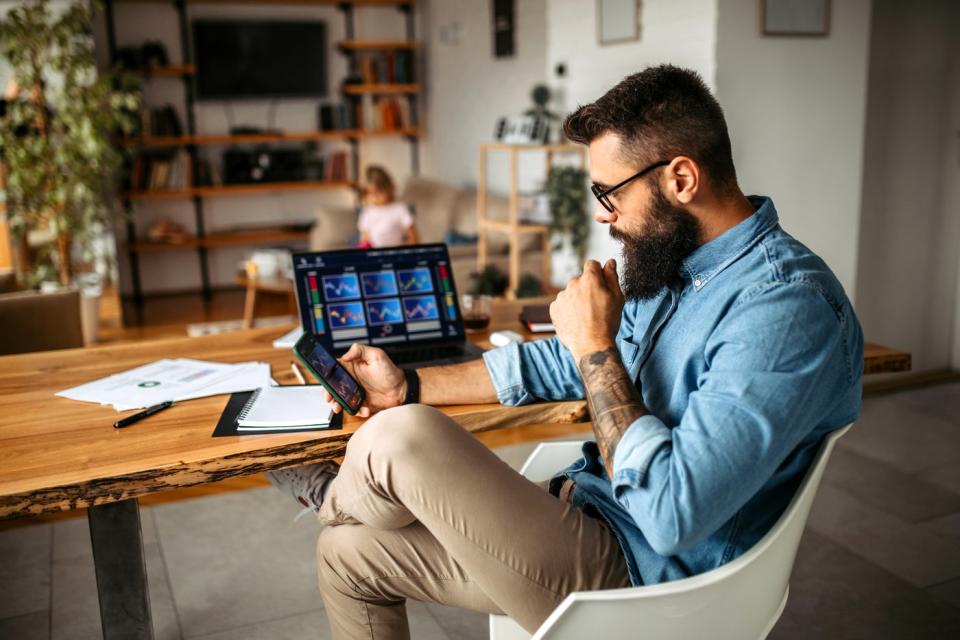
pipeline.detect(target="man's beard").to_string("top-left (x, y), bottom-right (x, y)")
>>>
top-left (609, 186), bottom-right (702, 300)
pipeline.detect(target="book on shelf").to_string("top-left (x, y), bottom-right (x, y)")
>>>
top-left (131, 149), bottom-right (191, 192)
top-left (356, 51), bottom-right (414, 85)
top-left (317, 101), bottom-right (358, 132)
top-left (146, 104), bottom-right (183, 137)
top-left (356, 96), bottom-right (411, 132)
top-left (324, 150), bottom-right (349, 182)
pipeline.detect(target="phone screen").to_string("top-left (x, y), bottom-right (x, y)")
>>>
top-left (299, 340), bottom-right (364, 412)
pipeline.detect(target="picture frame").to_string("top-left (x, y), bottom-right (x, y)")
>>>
top-left (759, 0), bottom-right (830, 37)
top-left (597, 0), bottom-right (639, 46)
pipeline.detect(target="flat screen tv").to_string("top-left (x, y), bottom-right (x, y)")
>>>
top-left (192, 20), bottom-right (326, 100)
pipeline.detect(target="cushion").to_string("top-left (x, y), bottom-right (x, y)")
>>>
top-left (400, 176), bottom-right (460, 243)
top-left (310, 205), bottom-right (359, 250)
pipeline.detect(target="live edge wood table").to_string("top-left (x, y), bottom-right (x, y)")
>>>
top-left (0, 300), bottom-right (909, 639)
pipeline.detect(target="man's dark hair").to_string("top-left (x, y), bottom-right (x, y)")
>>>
top-left (563, 65), bottom-right (738, 195)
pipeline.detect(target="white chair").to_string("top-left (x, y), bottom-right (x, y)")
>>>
top-left (490, 425), bottom-right (851, 640)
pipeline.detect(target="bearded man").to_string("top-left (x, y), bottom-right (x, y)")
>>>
top-left (269, 64), bottom-right (863, 640)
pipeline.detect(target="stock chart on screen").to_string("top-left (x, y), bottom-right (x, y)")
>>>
top-left (322, 274), bottom-right (361, 301)
top-left (327, 302), bottom-right (366, 328)
top-left (366, 299), bottom-right (404, 326)
top-left (361, 271), bottom-right (399, 297)
top-left (397, 267), bottom-right (434, 294)
top-left (403, 295), bottom-right (440, 321)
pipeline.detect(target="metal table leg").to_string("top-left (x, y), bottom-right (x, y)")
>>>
top-left (88, 499), bottom-right (154, 640)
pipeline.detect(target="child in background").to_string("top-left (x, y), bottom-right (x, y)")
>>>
top-left (356, 166), bottom-right (417, 248)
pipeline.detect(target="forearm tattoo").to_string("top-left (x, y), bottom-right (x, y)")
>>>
top-left (578, 347), bottom-right (649, 478)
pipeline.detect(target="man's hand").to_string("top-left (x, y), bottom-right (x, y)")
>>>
top-left (550, 258), bottom-right (625, 361)
top-left (320, 343), bottom-right (405, 417)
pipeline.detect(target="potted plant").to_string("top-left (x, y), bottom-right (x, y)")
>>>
top-left (544, 165), bottom-right (589, 287)
top-left (0, 0), bottom-right (139, 292)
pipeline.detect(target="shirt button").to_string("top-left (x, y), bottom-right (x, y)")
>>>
top-left (694, 279), bottom-right (702, 287)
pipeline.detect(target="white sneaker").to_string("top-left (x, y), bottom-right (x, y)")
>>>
top-left (266, 461), bottom-right (339, 513)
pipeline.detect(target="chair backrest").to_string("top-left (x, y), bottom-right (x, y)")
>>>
top-left (0, 289), bottom-right (84, 355)
top-left (525, 425), bottom-right (850, 640)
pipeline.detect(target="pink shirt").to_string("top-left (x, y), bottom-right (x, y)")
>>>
top-left (357, 202), bottom-right (414, 247)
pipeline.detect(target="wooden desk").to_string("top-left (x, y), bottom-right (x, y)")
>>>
top-left (0, 299), bottom-right (910, 637)
top-left (0, 322), bottom-right (583, 638)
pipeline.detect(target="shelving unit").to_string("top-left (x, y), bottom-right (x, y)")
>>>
top-left (122, 180), bottom-right (354, 201)
top-left (130, 227), bottom-right (311, 253)
top-left (105, 0), bottom-right (420, 315)
top-left (121, 128), bottom-right (421, 148)
top-left (477, 143), bottom-right (587, 298)
top-left (143, 64), bottom-right (195, 77)
top-left (342, 83), bottom-right (419, 95)
top-left (338, 39), bottom-right (415, 51)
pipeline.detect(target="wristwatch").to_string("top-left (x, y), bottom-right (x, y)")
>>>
top-left (402, 368), bottom-right (420, 405)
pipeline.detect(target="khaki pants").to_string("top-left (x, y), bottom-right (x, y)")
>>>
top-left (317, 404), bottom-right (630, 640)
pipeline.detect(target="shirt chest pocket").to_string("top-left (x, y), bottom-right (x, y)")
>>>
top-left (617, 339), bottom-right (641, 380)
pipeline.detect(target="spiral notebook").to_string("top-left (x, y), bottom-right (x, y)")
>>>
top-left (212, 389), bottom-right (343, 437)
top-left (235, 385), bottom-right (334, 429)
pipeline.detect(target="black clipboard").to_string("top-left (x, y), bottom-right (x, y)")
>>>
top-left (212, 389), bottom-right (344, 437)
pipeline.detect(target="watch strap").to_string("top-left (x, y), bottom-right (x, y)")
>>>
top-left (402, 368), bottom-right (420, 405)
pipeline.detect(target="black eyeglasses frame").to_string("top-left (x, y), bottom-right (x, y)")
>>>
top-left (590, 160), bottom-right (671, 213)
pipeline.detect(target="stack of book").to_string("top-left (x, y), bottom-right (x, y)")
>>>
top-left (130, 150), bottom-right (191, 192)
top-left (356, 51), bottom-right (414, 84)
top-left (325, 150), bottom-right (349, 182)
top-left (140, 104), bottom-right (183, 138)
top-left (356, 96), bottom-right (412, 131)
top-left (317, 102), bottom-right (357, 132)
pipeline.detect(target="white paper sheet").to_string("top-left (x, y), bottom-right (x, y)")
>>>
top-left (56, 359), bottom-right (273, 412)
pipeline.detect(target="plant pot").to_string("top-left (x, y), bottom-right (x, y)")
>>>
top-left (550, 233), bottom-right (580, 288)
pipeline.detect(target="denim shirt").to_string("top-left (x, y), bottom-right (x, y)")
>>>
top-left (482, 197), bottom-right (863, 586)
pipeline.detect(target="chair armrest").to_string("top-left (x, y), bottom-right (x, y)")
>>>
top-left (519, 441), bottom-right (588, 482)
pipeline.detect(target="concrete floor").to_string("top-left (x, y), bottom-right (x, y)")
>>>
top-left (3, 382), bottom-right (960, 639)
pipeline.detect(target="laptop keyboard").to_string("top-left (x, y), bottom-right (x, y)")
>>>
top-left (389, 345), bottom-right (465, 365)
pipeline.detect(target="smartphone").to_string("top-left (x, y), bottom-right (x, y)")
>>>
top-left (293, 333), bottom-right (365, 415)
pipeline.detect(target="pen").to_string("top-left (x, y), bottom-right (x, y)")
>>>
top-left (114, 400), bottom-right (175, 429)
top-left (290, 361), bottom-right (307, 385)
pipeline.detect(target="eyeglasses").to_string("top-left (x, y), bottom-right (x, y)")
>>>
top-left (590, 160), bottom-right (671, 213)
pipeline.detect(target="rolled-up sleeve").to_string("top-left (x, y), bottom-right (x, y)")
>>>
top-left (611, 282), bottom-right (861, 556)
top-left (482, 336), bottom-right (583, 406)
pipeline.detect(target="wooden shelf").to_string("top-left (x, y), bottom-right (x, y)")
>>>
top-left (480, 220), bottom-right (550, 234)
top-left (342, 83), bottom-right (419, 95)
top-left (122, 128), bottom-right (421, 148)
top-left (117, 1), bottom-right (412, 6)
top-left (481, 143), bottom-right (584, 153)
top-left (123, 180), bottom-right (353, 200)
top-left (129, 228), bottom-right (311, 254)
top-left (122, 189), bottom-right (193, 201)
top-left (339, 40), bottom-right (417, 51)
top-left (142, 65), bottom-right (195, 77)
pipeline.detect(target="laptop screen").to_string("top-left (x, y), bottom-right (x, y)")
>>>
top-left (292, 244), bottom-right (466, 353)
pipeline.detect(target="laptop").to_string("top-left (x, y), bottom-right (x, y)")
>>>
top-left (291, 244), bottom-right (486, 367)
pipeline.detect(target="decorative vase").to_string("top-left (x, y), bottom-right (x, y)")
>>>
top-left (550, 233), bottom-right (580, 288)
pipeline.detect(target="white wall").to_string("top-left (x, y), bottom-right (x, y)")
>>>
top-left (715, 0), bottom-right (873, 295)
top-left (854, 0), bottom-right (960, 373)
top-left (547, 0), bottom-right (719, 263)
top-left (108, 1), bottom-right (415, 294)
top-left (419, 0), bottom-right (547, 193)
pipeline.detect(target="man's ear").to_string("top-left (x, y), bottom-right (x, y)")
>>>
top-left (665, 156), bottom-right (699, 204)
